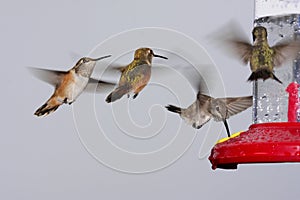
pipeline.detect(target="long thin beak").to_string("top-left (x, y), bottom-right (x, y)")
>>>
top-left (153, 54), bottom-right (168, 60)
top-left (223, 119), bottom-right (231, 138)
top-left (92, 55), bottom-right (112, 61)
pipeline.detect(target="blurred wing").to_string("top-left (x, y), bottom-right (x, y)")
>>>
top-left (272, 40), bottom-right (300, 67)
top-left (150, 63), bottom-right (177, 82)
top-left (85, 78), bottom-right (116, 93)
top-left (27, 67), bottom-right (67, 87)
top-left (109, 65), bottom-right (125, 72)
top-left (195, 93), bottom-right (212, 127)
top-left (197, 93), bottom-right (212, 106)
top-left (167, 64), bottom-right (210, 94)
top-left (99, 64), bottom-right (126, 74)
top-left (209, 20), bottom-right (253, 64)
top-left (219, 96), bottom-right (252, 118)
top-left (228, 40), bottom-right (253, 64)
top-left (94, 64), bottom-right (125, 84)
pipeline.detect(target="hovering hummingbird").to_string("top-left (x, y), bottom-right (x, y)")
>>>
top-left (105, 48), bottom-right (168, 103)
top-left (29, 55), bottom-right (114, 117)
top-left (166, 93), bottom-right (252, 137)
top-left (218, 23), bottom-right (300, 83)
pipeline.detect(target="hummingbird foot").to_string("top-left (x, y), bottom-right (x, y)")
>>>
top-left (127, 94), bottom-right (130, 98)
top-left (192, 123), bottom-right (202, 129)
top-left (63, 98), bottom-right (68, 104)
top-left (133, 93), bottom-right (139, 99)
top-left (62, 97), bottom-right (74, 105)
top-left (133, 85), bottom-right (146, 99)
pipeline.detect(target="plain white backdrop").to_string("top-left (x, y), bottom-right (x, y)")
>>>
top-left (1, 0), bottom-right (299, 199)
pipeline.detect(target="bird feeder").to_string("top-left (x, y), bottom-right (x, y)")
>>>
top-left (209, 0), bottom-right (300, 170)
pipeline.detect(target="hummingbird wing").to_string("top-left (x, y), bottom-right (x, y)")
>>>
top-left (228, 40), bottom-right (253, 64)
top-left (94, 64), bottom-right (126, 84)
top-left (180, 98), bottom-right (212, 129)
top-left (197, 92), bottom-right (212, 104)
top-left (218, 96), bottom-right (253, 118)
top-left (27, 67), bottom-right (67, 87)
top-left (209, 20), bottom-right (253, 64)
top-left (195, 94), bottom-right (212, 127)
top-left (170, 64), bottom-right (210, 94)
top-left (107, 65), bottom-right (126, 72)
top-left (272, 40), bottom-right (300, 67)
top-left (97, 64), bottom-right (126, 74)
top-left (84, 78), bottom-right (116, 93)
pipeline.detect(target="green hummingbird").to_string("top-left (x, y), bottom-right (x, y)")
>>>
top-left (105, 48), bottom-right (168, 103)
top-left (224, 25), bottom-right (300, 83)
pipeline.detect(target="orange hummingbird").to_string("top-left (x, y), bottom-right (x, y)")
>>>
top-left (105, 48), bottom-right (168, 103)
top-left (29, 55), bottom-right (113, 117)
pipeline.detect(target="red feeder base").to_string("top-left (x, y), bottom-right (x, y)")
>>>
top-left (209, 122), bottom-right (300, 170)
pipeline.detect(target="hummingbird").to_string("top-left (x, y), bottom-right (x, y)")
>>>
top-left (166, 93), bottom-right (252, 137)
top-left (29, 55), bottom-right (113, 117)
top-left (105, 48), bottom-right (168, 103)
top-left (218, 24), bottom-right (300, 83)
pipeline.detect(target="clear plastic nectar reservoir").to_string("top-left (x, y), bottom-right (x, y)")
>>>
top-left (253, 0), bottom-right (300, 123)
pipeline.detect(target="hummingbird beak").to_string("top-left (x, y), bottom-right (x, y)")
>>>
top-left (223, 119), bottom-right (231, 138)
top-left (153, 53), bottom-right (168, 60)
top-left (92, 55), bottom-right (112, 61)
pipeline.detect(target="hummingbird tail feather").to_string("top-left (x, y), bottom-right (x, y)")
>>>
top-left (272, 73), bottom-right (283, 84)
top-left (34, 97), bottom-right (62, 117)
top-left (247, 69), bottom-right (282, 84)
top-left (105, 86), bottom-right (129, 103)
top-left (165, 105), bottom-right (182, 114)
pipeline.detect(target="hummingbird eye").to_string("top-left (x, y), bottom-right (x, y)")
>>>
top-left (82, 58), bottom-right (89, 63)
top-left (216, 106), bottom-right (220, 112)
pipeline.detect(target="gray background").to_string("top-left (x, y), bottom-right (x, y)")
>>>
top-left (1, 0), bottom-right (299, 199)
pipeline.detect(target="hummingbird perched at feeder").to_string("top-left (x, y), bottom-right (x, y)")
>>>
top-left (164, 68), bottom-right (252, 137)
top-left (105, 47), bottom-right (168, 103)
top-left (166, 93), bottom-right (252, 137)
top-left (215, 22), bottom-right (300, 84)
top-left (29, 55), bottom-right (114, 117)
